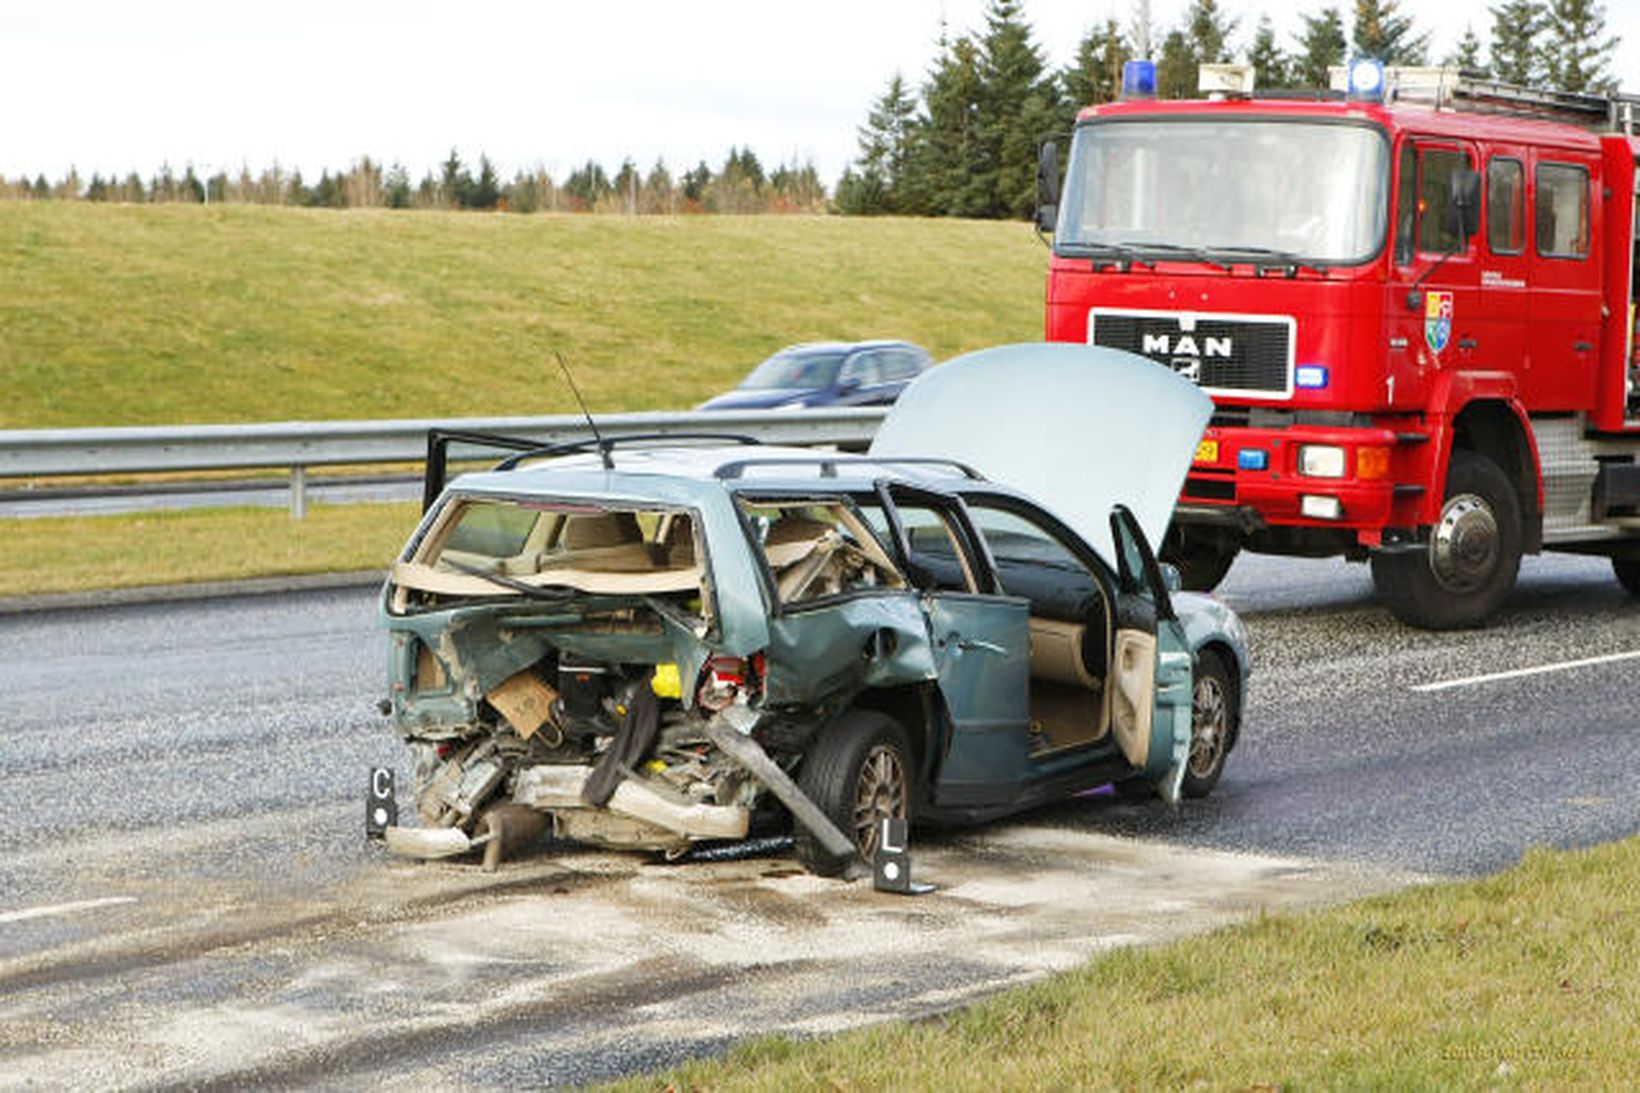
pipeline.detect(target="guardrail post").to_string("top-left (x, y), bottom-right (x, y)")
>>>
top-left (291, 465), bottom-right (307, 520)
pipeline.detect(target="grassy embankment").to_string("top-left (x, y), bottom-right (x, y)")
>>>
top-left (0, 203), bottom-right (1045, 593)
top-left (617, 837), bottom-right (1640, 1090)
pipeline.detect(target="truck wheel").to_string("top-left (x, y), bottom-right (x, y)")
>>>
top-left (1162, 527), bottom-right (1240, 592)
top-left (1615, 557), bottom-right (1640, 597)
top-left (1370, 450), bottom-right (1522, 630)
top-left (794, 710), bottom-right (910, 877)
top-left (1182, 650), bottom-right (1236, 799)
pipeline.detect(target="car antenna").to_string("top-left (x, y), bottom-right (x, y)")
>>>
top-left (554, 350), bottom-right (614, 470)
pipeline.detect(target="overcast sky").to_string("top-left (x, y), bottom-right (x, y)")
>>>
top-left (3, 1), bottom-right (1637, 185)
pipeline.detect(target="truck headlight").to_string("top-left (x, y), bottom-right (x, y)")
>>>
top-left (1298, 445), bottom-right (1347, 478)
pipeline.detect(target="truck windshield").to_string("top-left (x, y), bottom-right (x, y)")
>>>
top-left (1056, 119), bottom-right (1389, 266)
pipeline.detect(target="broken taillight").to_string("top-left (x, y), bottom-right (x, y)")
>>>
top-left (697, 655), bottom-right (755, 711)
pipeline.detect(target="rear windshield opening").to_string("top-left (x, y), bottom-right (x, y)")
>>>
top-left (391, 498), bottom-right (710, 618)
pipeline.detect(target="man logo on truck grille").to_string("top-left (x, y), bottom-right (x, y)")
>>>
top-left (1425, 291), bottom-right (1454, 355)
top-left (1141, 331), bottom-right (1229, 385)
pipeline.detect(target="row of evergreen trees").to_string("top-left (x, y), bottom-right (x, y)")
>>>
top-left (0, 147), bottom-right (827, 214)
top-left (835, 0), bottom-right (1622, 218)
top-left (2, 1), bottom-right (1624, 220)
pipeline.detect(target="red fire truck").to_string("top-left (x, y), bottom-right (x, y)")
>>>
top-left (1038, 62), bottom-right (1640, 628)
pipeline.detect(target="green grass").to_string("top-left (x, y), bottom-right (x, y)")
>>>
top-left (0, 204), bottom-right (1046, 428)
top-left (1, 503), bottom-right (418, 595)
top-left (615, 838), bottom-right (1640, 1090)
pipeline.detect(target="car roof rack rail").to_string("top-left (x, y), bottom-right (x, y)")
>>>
top-left (491, 432), bottom-right (761, 471)
top-left (421, 429), bottom-right (762, 510)
top-left (713, 455), bottom-right (985, 481)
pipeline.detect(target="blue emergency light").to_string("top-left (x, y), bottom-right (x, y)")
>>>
top-left (1238, 449), bottom-right (1269, 472)
top-left (1122, 60), bottom-right (1158, 100)
top-left (1346, 58), bottom-right (1386, 101)
top-left (1296, 365), bottom-right (1330, 389)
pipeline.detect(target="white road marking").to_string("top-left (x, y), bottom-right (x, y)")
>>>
top-left (1411, 650), bottom-right (1640, 693)
top-left (0, 896), bottom-right (137, 925)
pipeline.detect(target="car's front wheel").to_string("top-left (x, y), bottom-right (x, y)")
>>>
top-left (1181, 650), bottom-right (1235, 799)
top-left (795, 710), bottom-right (910, 876)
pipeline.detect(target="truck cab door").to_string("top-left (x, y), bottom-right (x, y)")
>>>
top-left (1109, 504), bottom-right (1194, 801)
top-left (1388, 138), bottom-right (1483, 393)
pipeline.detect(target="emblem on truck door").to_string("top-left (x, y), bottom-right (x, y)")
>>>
top-left (1424, 291), bottom-right (1454, 355)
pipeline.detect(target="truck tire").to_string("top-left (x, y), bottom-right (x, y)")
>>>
top-left (1370, 450), bottom-right (1522, 630)
top-left (794, 710), bottom-right (910, 877)
top-left (1615, 557), bottom-right (1640, 597)
top-left (1162, 527), bottom-right (1240, 592)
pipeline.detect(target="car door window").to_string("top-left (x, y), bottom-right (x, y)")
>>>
top-left (860, 487), bottom-right (986, 593)
top-left (738, 498), bottom-right (905, 606)
top-left (840, 352), bottom-right (885, 388)
top-left (1110, 505), bottom-right (1174, 621)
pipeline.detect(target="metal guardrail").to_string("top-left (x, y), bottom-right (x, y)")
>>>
top-left (0, 408), bottom-right (889, 518)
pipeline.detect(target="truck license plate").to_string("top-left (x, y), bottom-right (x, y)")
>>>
top-left (1194, 439), bottom-right (1219, 464)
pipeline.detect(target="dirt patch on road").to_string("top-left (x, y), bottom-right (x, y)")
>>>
top-left (0, 812), bottom-right (1416, 1089)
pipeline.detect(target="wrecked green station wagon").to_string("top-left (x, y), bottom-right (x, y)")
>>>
top-left (379, 345), bottom-right (1250, 875)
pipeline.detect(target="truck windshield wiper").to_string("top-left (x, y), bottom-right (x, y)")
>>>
top-left (441, 558), bottom-right (575, 601)
top-left (1060, 241), bottom-right (1155, 270)
top-left (1202, 245), bottom-right (1326, 275)
top-left (1130, 242), bottom-right (1234, 272)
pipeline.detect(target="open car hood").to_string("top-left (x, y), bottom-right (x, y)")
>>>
top-left (870, 344), bottom-right (1212, 562)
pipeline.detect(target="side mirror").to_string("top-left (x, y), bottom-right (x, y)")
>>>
top-left (1035, 140), bottom-right (1060, 233)
top-left (1450, 166), bottom-right (1481, 242)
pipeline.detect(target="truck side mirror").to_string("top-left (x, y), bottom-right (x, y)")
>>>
top-left (1035, 140), bottom-right (1060, 233)
top-left (1450, 166), bottom-right (1481, 242)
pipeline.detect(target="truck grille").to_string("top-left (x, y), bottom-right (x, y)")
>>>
top-left (1089, 310), bottom-right (1294, 397)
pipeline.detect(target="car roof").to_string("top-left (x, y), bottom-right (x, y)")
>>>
top-left (775, 340), bottom-right (924, 357)
top-left (443, 443), bottom-right (983, 503)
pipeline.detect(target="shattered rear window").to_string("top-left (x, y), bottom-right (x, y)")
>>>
top-left (391, 497), bottom-right (711, 617)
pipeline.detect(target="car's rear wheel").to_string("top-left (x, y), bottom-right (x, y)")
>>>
top-left (1181, 650), bottom-right (1235, 799)
top-left (795, 710), bottom-right (910, 877)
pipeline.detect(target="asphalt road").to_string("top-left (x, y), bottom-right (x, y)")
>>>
top-left (1, 552), bottom-right (1636, 1087)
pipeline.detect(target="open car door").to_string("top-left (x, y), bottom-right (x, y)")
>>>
top-left (1108, 505), bottom-right (1194, 801)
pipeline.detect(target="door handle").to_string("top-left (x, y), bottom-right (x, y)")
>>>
top-left (1457, 337), bottom-right (1478, 349)
top-left (1573, 341), bottom-right (1594, 352)
top-left (955, 637), bottom-right (1007, 656)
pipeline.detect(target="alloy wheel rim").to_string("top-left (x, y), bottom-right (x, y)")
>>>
top-left (1190, 675), bottom-right (1228, 777)
top-left (853, 744), bottom-right (907, 858)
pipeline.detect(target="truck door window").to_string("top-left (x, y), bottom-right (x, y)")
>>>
top-left (1394, 144), bottom-right (1417, 264)
top-left (1536, 162), bottom-right (1590, 259)
top-left (1417, 147), bottom-right (1474, 255)
top-left (1487, 157), bottom-right (1525, 255)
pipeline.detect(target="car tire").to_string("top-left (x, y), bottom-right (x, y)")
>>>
top-left (1370, 450), bottom-right (1522, 630)
top-left (1182, 650), bottom-right (1235, 799)
top-left (1162, 527), bottom-right (1240, 592)
top-left (1614, 557), bottom-right (1640, 597)
top-left (794, 710), bottom-right (911, 877)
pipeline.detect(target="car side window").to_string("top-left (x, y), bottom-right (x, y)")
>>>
top-left (840, 352), bottom-right (885, 387)
top-left (740, 499), bottom-right (906, 606)
top-left (881, 350), bottom-right (921, 381)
